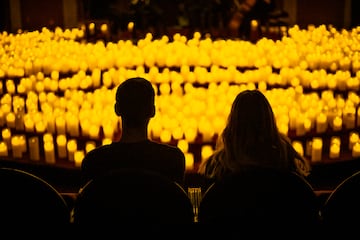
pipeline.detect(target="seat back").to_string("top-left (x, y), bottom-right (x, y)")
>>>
top-left (320, 170), bottom-right (360, 232)
top-left (72, 169), bottom-right (195, 229)
top-left (198, 169), bottom-right (321, 235)
top-left (0, 167), bottom-right (70, 227)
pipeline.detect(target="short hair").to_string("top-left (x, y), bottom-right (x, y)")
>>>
top-left (115, 77), bottom-right (155, 126)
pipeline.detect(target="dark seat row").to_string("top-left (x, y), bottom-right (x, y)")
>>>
top-left (0, 167), bottom-right (358, 236)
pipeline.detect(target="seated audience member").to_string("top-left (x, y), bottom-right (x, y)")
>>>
top-left (80, 77), bottom-right (186, 187)
top-left (198, 89), bottom-right (311, 182)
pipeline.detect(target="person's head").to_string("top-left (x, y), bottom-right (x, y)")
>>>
top-left (220, 89), bottom-right (287, 170)
top-left (114, 77), bottom-right (155, 128)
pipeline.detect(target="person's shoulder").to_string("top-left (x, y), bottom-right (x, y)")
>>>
top-left (148, 140), bottom-right (185, 156)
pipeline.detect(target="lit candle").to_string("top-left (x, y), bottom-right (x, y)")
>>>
top-left (44, 141), bottom-right (56, 164)
top-left (11, 136), bottom-right (22, 158)
top-left (56, 134), bottom-right (67, 159)
top-left (55, 116), bottom-right (66, 134)
top-left (74, 150), bottom-right (85, 167)
top-left (0, 141), bottom-right (8, 157)
top-left (315, 113), bottom-right (327, 133)
top-left (67, 139), bottom-right (77, 162)
top-left (6, 112), bottom-right (15, 128)
top-left (311, 138), bottom-right (323, 162)
top-left (28, 136), bottom-right (40, 161)
top-left (185, 153), bottom-right (194, 171)
top-left (295, 116), bottom-right (306, 136)
top-left (292, 141), bottom-right (304, 156)
top-left (24, 115), bottom-right (35, 132)
top-left (89, 125), bottom-right (100, 139)
top-left (329, 143), bottom-right (340, 159)
top-left (201, 145), bottom-right (214, 162)
top-left (102, 138), bottom-right (112, 145)
top-left (160, 129), bottom-right (172, 143)
top-left (35, 120), bottom-right (47, 134)
top-left (349, 132), bottom-right (359, 150)
top-left (352, 142), bottom-right (360, 158)
top-left (177, 139), bottom-right (189, 153)
top-left (343, 106), bottom-right (356, 129)
top-left (2, 128), bottom-right (11, 150)
top-left (0, 109), bottom-right (4, 126)
top-left (184, 127), bottom-right (197, 143)
top-left (85, 141), bottom-right (96, 153)
top-left (332, 116), bottom-right (342, 131)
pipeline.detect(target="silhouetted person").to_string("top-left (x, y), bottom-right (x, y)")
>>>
top-left (80, 77), bottom-right (186, 187)
top-left (199, 89), bottom-right (311, 182)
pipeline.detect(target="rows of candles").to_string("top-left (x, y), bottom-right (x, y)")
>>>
top-left (1, 24), bottom-right (360, 170)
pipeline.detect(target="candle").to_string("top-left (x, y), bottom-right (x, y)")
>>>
top-left (43, 133), bottom-right (54, 143)
top-left (102, 138), bottom-right (112, 145)
top-left (74, 150), bottom-right (85, 167)
top-left (67, 139), bottom-right (77, 162)
top-left (311, 138), bottom-right (323, 162)
top-left (2, 128), bottom-right (11, 150)
top-left (184, 127), bottom-right (197, 143)
top-left (349, 132), bottom-right (359, 150)
top-left (55, 116), bottom-right (66, 134)
top-left (85, 141), bottom-right (96, 153)
top-left (201, 145), bottom-right (214, 162)
top-left (185, 153), bottom-right (194, 171)
top-left (295, 116), bottom-right (306, 136)
top-left (19, 134), bottom-right (26, 154)
top-left (56, 134), bottom-right (67, 159)
top-left (44, 141), bottom-right (56, 164)
top-left (177, 139), bottom-right (189, 153)
top-left (292, 141), bottom-right (304, 156)
top-left (28, 136), bottom-right (40, 161)
top-left (11, 136), bottom-right (22, 158)
top-left (352, 142), bottom-right (360, 158)
top-left (0, 141), bottom-right (8, 157)
top-left (332, 116), bottom-right (342, 131)
top-left (89, 124), bottom-right (100, 140)
top-left (6, 112), bottom-right (16, 128)
top-left (315, 113), bottom-right (327, 133)
top-left (0, 109), bottom-right (4, 127)
top-left (329, 143), bottom-right (340, 159)
top-left (35, 120), bottom-right (47, 134)
top-left (160, 129), bottom-right (172, 143)
top-left (24, 115), bottom-right (35, 132)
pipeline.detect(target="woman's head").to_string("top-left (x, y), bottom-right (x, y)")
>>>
top-left (221, 89), bottom-right (285, 170)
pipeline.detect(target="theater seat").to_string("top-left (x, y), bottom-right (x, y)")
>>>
top-left (72, 168), bottom-right (195, 235)
top-left (198, 168), bottom-right (321, 237)
top-left (0, 167), bottom-right (70, 234)
top-left (320, 170), bottom-right (360, 234)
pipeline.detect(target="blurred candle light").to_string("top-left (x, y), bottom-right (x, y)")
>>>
top-left (67, 139), bottom-right (77, 162)
top-left (0, 141), bottom-right (8, 157)
top-left (29, 136), bottom-right (40, 161)
top-left (352, 142), bottom-right (360, 158)
top-left (74, 150), bottom-right (85, 167)
top-left (44, 141), bottom-right (56, 164)
top-left (329, 137), bottom-right (341, 159)
top-left (332, 116), bottom-right (342, 131)
top-left (185, 153), bottom-right (194, 171)
top-left (316, 113), bottom-right (327, 133)
top-left (201, 145), bottom-right (214, 162)
top-left (11, 136), bottom-right (22, 158)
top-left (56, 134), bottom-right (67, 159)
top-left (311, 137), bottom-right (323, 163)
top-left (2, 128), bottom-right (11, 150)
top-left (349, 131), bottom-right (359, 150)
top-left (56, 116), bottom-right (66, 134)
top-left (6, 112), bottom-right (16, 128)
top-left (85, 141), bottom-right (96, 153)
top-left (177, 139), bottom-right (189, 153)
